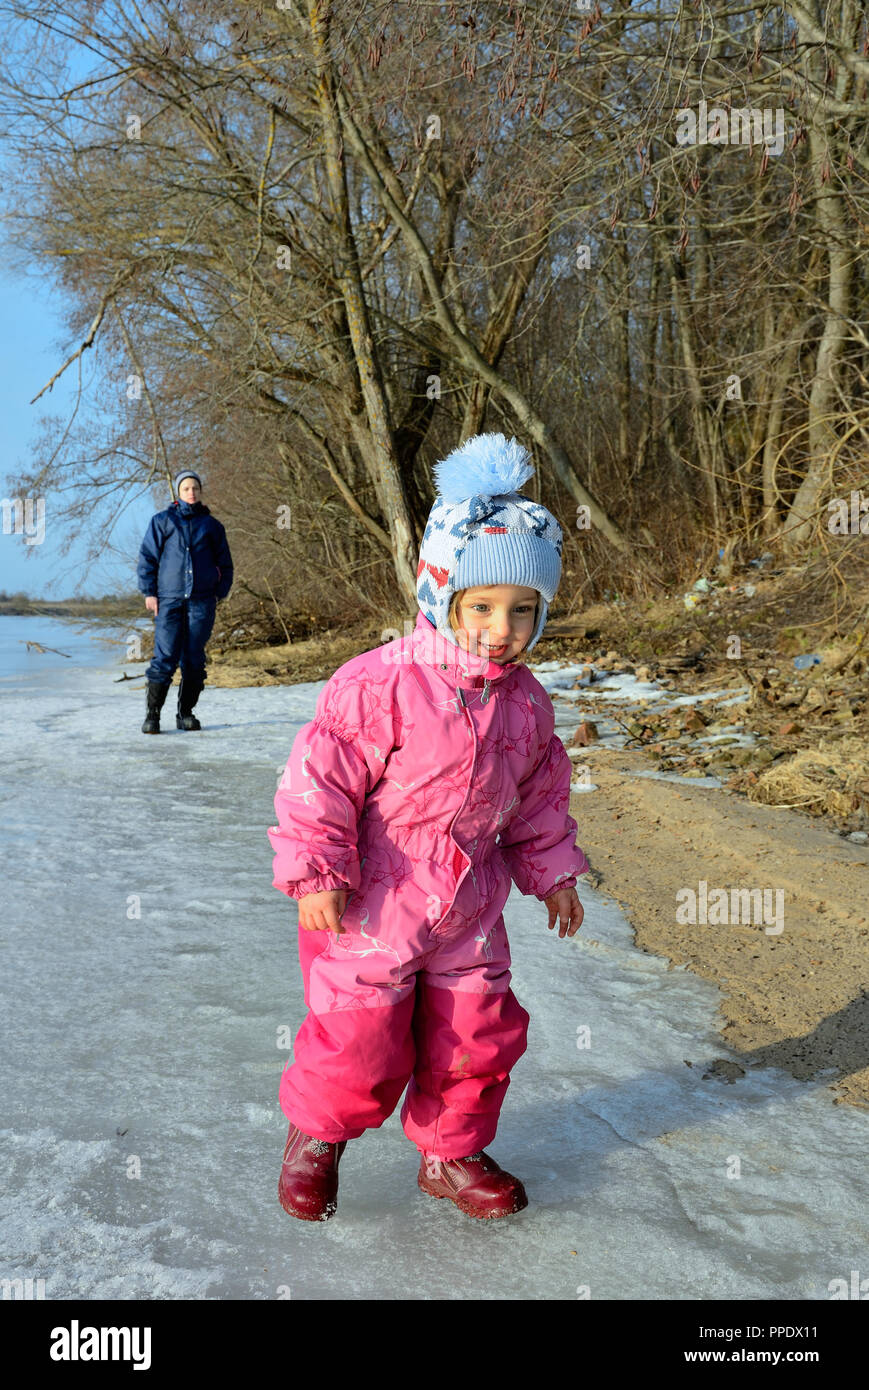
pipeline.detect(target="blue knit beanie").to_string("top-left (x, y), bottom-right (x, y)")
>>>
top-left (416, 433), bottom-right (563, 652)
top-left (174, 470), bottom-right (202, 494)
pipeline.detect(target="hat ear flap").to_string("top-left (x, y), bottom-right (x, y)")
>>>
top-left (525, 596), bottom-right (549, 651)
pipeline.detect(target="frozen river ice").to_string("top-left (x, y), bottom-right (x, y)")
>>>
top-left (1, 618), bottom-right (867, 1300)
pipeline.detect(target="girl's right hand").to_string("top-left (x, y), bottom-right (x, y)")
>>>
top-left (145, 596), bottom-right (158, 616)
top-left (298, 889), bottom-right (348, 935)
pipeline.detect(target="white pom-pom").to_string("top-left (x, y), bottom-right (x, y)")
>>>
top-left (433, 432), bottom-right (534, 502)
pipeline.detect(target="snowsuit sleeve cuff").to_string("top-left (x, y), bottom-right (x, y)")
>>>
top-left (536, 876), bottom-right (576, 900)
top-left (281, 871), bottom-right (352, 901)
top-left (534, 860), bottom-right (590, 900)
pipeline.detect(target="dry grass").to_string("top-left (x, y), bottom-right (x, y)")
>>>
top-left (746, 735), bottom-right (869, 817)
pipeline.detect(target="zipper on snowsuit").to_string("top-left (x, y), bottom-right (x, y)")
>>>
top-left (456, 684), bottom-right (471, 734)
top-left (456, 679), bottom-right (490, 729)
top-left (430, 683), bottom-right (481, 932)
top-left (433, 678), bottom-right (494, 930)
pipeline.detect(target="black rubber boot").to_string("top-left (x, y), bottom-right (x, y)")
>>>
top-left (176, 670), bottom-right (206, 730)
top-left (142, 679), bottom-right (172, 734)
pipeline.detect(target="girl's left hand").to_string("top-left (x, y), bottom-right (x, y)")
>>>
top-left (543, 887), bottom-right (584, 939)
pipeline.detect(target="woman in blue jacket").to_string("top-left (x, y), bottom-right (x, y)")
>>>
top-left (137, 471), bottom-right (234, 733)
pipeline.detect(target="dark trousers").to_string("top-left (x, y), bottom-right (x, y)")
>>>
top-left (145, 596), bottom-right (217, 683)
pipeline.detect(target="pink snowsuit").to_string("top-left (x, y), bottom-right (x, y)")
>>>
top-left (268, 609), bottom-right (590, 1159)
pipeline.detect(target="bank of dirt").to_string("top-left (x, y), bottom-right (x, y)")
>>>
top-left (569, 746), bottom-right (869, 1111)
top-left (199, 625), bottom-right (373, 688)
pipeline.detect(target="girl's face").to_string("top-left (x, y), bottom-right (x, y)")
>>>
top-left (178, 477), bottom-right (201, 503)
top-left (454, 585), bottom-right (539, 663)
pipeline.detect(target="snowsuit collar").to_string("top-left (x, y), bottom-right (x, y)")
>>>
top-left (411, 609), bottom-right (520, 690)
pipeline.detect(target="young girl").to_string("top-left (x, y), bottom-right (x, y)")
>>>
top-left (268, 433), bottom-right (589, 1222)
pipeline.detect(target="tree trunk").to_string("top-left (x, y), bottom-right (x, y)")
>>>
top-left (761, 311), bottom-right (805, 537)
top-left (784, 1), bottom-right (857, 549)
top-left (308, 0), bottom-right (418, 607)
top-left (668, 252), bottom-right (723, 533)
top-left (613, 224), bottom-right (631, 480)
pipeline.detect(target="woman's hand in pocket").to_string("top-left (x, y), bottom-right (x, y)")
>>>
top-left (298, 889), bottom-right (348, 935)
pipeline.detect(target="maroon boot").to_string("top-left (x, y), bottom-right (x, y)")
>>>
top-left (417, 1149), bottom-right (528, 1219)
top-left (278, 1123), bottom-right (348, 1222)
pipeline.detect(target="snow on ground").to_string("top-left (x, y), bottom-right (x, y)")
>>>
top-left (534, 658), bottom-right (750, 710)
top-left (539, 659), bottom-right (758, 790)
top-left (1, 619), bottom-right (867, 1300)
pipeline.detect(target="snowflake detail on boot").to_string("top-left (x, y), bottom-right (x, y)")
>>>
top-left (278, 1123), bottom-right (348, 1222)
top-left (417, 1148), bottom-right (528, 1219)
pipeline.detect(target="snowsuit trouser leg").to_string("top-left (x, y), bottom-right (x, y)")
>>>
top-left (399, 913), bottom-right (530, 1159)
top-left (145, 595), bottom-right (217, 682)
top-left (279, 923), bottom-right (417, 1143)
top-left (280, 912), bottom-right (529, 1157)
top-left (399, 978), bottom-right (529, 1159)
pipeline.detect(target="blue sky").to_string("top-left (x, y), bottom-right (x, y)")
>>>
top-left (0, 263), bottom-right (159, 600)
top-left (0, 19), bottom-right (159, 602)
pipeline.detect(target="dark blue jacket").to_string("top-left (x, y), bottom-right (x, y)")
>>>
top-left (137, 500), bottom-right (233, 601)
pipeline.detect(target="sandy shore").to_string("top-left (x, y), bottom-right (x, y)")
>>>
top-left (571, 746), bottom-right (869, 1109)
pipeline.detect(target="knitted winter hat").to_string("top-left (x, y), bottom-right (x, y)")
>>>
top-left (174, 470), bottom-right (202, 493)
top-left (416, 432), bottom-right (563, 652)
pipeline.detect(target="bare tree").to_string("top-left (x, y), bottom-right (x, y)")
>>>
top-left (0, 0), bottom-right (866, 628)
